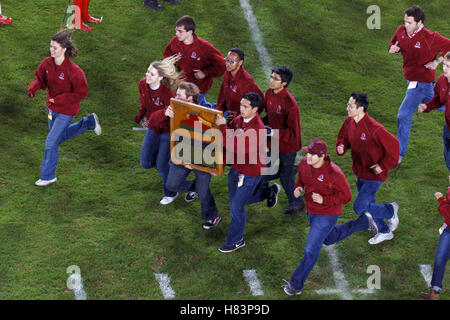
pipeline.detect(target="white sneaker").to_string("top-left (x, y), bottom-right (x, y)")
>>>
top-left (35, 177), bottom-right (57, 186)
top-left (160, 192), bottom-right (179, 205)
top-left (92, 113), bottom-right (102, 135)
top-left (388, 202), bottom-right (399, 232)
top-left (398, 156), bottom-right (402, 165)
top-left (368, 231), bottom-right (394, 245)
top-left (365, 212), bottom-right (378, 234)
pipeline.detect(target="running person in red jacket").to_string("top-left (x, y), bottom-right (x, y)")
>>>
top-left (28, 29), bottom-right (101, 186)
top-left (388, 5), bottom-right (450, 163)
top-left (134, 55), bottom-right (181, 205)
top-left (419, 177), bottom-right (450, 300)
top-left (164, 15), bottom-right (226, 108)
top-left (215, 48), bottom-right (263, 122)
top-left (418, 52), bottom-right (450, 171)
top-left (262, 66), bottom-right (304, 215)
top-left (282, 139), bottom-right (377, 296)
top-left (336, 92), bottom-right (400, 245)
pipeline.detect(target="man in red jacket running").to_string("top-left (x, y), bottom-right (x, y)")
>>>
top-left (281, 139), bottom-right (377, 296)
top-left (164, 15), bottom-right (226, 108)
top-left (337, 92), bottom-right (400, 245)
top-left (388, 5), bottom-right (450, 163)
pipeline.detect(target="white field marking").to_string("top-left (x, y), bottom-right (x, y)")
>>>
top-left (323, 245), bottom-right (353, 300)
top-left (132, 127), bottom-right (148, 131)
top-left (243, 269), bottom-right (264, 296)
top-left (316, 288), bottom-right (375, 295)
top-left (419, 264), bottom-right (433, 287)
top-left (154, 273), bottom-right (175, 299)
top-left (239, 0), bottom-right (273, 78)
top-left (68, 274), bottom-right (87, 300)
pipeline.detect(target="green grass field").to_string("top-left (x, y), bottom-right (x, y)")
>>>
top-left (0, 0), bottom-right (449, 300)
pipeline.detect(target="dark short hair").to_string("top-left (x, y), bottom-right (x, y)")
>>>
top-left (272, 66), bottom-right (293, 88)
top-left (350, 92), bottom-right (369, 112)
top-left (242, 92), bottom-right (262, 109)
top-left (404, 5), bottom-right (425, 23)
top-left (229, 48), bottom-right (244, 61)
top-left (176, 15), bottom-right (196, 33)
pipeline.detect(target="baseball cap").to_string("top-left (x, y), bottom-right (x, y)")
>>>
top-left (301, 139), bottom-right (328, 156)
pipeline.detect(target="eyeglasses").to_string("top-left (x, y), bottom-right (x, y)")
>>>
top-left (224, 58), bottom-right (239, 65)
top-left (175, 28), bottom-right (187, 33)
top-left (270, 75), bottom-right (282, 82)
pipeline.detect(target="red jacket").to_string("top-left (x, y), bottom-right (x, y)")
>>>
top-left (336, 113), bottom-right (400, 182)
top-left (28, 57), bottom-right (88, 116)
top-left (263, 88), bottom-right (302, 154)
top-left (437, 188), bottom-right (450, 227)
top-left (219, 114), bottom-right (267, 177)
top-left (136, 79), bottom-right (175, 134)
top-left (163, 34), bottom-right (226, 94)
top-left (424, 74), bottom-right (450, 127)
top-left (215, 66), bottom-right (263, 114)
top-left (389, 25), bottom-right (450, 83)
top-left (295, 157), bottom-right (352, 215)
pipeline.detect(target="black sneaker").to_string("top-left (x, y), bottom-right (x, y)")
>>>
top-left (202, 216), bottom-right (221, 230)
top-left (267, 183), bottom-right (280, 208)
top-left (283, 206), bottom-right (299, 215)
top-left (143, 0), bottom-right (164, 10)
top-left (185, 191), bottom-right (199, 202)
top-left (218, 239), bottom-right (245, 253)
top-left (281, 279), bottom-right (302, 296)
top-left (164, 0), bottom-right (180, 4)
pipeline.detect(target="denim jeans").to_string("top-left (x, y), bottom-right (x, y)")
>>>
top-left (140, 129), bottom-right (176, 197)
top-left (198, 93), bottom-right (214, 109)
top-left (431, 227), bottom-right (450, 291)
top-left (442, 125), bottom-right (450, 172)
top-left (289, 213), bottom-right (369, 291)
top-left (353, 177), bottom-right (394, 233)
top-left (266, 152), bottom-right (303, 208)
top-left (165, 162), bottom-right (218, 221)
top-left (224, 168), bottom-right (269, 245)
top-left (40, 108), bottom-right (95, 180)
top-left (397, 81), bottom-right (435, 157)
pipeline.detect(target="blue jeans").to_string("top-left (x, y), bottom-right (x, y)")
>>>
top-left (225, 168), bottom-right (269, 245)
top-left (289, 213), bottom-right (369, 291)
top-left (266, 152), bottom-right (303, 208)
top-left (140, 129), bottom-right (176, 197)
top-left (198, 93), bottom-right (214, 109)
top-left (353, 177), bottom-right (394, 233)
top-left (41, 108), bottom-right (95, 180)
top-left (431, 227), bottom-right (450, 291)
top-left (165, 162), bottom-right (218, 221)
top-left (442, 125), bottom-right (450, 172)
top-left (397, 81), bottom-right (435, 157)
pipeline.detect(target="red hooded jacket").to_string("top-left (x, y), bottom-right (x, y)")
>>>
top-left (424, 74), bottom-right (450, 127)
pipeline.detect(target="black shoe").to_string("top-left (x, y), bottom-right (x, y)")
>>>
top-left (202, 216), bottom-right (221, 230)
top-left (164, 0), bottom-right (180, 4)
top-left (143, 0), bottom-right (164, 10)
top-left (218, 239), bottom-right (245, 253)
top-left (185, 191), bottom-right (199, 202)
top-left (267, 183), bottom-right (280, 208)
top-left (283, 206), bottom-right (299, 215)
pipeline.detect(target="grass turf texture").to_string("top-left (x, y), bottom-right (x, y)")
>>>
top-left (0, 0), bottom-right (449, 299)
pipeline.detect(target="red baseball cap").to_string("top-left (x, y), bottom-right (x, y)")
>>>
top-left (301, 139), bottom-right (328, 156)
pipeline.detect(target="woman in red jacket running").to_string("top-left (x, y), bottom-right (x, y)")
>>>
top-left (28, 29), bottom-right (101, 186)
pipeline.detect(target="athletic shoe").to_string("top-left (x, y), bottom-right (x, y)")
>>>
top-left (185, 191), bottom-right (199, 202)
top-left (218, 239), bottom-right (245, 253)
top-left (85, 16), bottom-right (102, 24)
top-left (365, 212), bottom-right (378, 235)
top-left (368, 231), bottom-right (394, 245)
top-left (283, 206), bottom-right (299, 215)
top-left (143, 0), bottom-right (164, 10)
top-left (419, 288), bottom-right (440, 300)
top-left (79, 23), bottom-right (93, 31)
top-left (35, 177), bottom-right (57, 186)
top-left (398, 156), bottom-right (402, 165)
top-left (164, 0), bottom-right (180, 4)
top-left (267, 183), bottom-right (280, 208)
top-left (0, 15), bottom-right (12, 25)
top-left (159, 193), bottom-right (178, 205)
top-left (202, 216), bottom-right (221, 230)
top-left (388, 202), bottom-right (399, 232)
top-left (92, 113), bottom-right (102, 135)
top-left (281, 279), bottom-right (302, 296)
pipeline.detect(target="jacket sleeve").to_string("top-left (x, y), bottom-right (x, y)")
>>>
top-left (437, 195), bottom-right (450, 222)
top-left (215, 78), bottom-right (227, 111)
top-left (201, 45), bottom-right (226, 78)
top-left (336, 119), bottom-right (350, 156)
top-left (323, 168), bottom-right (352, 207)
top-left (278, 103), bottom-right (302, 149)
top-left (375, 128), bottom-right (400, 171)
top-left (388, 26), bottom-right (402, 51)
top-left (135, 81), bottom-right (147, 122)
top-left (52, 67), bottom-right (88, 106)
top-left (148, 107), bottom-right (168, 128)
top-left (163, 39), bottom-right (175, 59)
top-left (28, 61), bottom-right (47, 96)
top-left (432, 32), bottom-right (450, 57)
top-left (424, 81), bottom-right (443, 111)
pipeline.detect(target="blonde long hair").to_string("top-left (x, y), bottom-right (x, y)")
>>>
top-left (150, 55), bottom-right (183, 91)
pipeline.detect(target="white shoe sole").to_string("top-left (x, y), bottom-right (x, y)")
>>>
top-left (368, 232), bottom-right (394, 245)
top-left (388, 202), bottom-right (399, 232)
top-left (92, 113), bottom-right (102, 135)
top-left (160, 193), bottom-right (179, 205)
top-left (35, 177), bottom-right (57, 186)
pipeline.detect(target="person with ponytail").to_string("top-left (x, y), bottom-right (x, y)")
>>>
top-left (28, 29), bottom-right (101, 186)
top-left (134, 55), bottom-right (182, 205)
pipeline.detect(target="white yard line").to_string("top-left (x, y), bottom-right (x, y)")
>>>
top-left (68, 273), bottom-right (87, 300)
top-left (154, 273), bottom-right (175, 299)
top-left (419, 264), bottom-right (433, 287)
top-left (243, 269), bottom-right (264, 296)
top-left (323, 245), bottom-right (353, 300)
